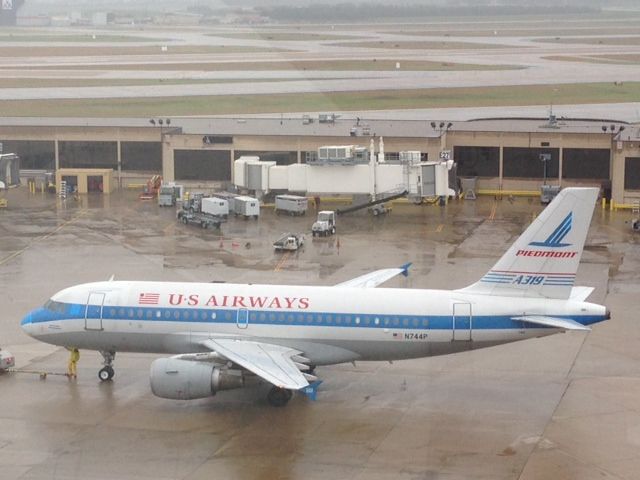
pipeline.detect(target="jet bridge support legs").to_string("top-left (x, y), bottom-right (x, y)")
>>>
top-left (98, 350), bottom-right (116, 382)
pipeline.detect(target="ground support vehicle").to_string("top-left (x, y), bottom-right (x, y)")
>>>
top-left (273, 233), bottom-right (305, 251)
top-left (158, 185), bottom-right (178, 207)
top-left (234, 196), bottom-right (260, 219)
top-left (201, 197), bottom-right (229, 218)
top-left (369, 203), bottom-right (392, 216)
top-left (275, 195), bottom-right (308, 216)
top-left (177, 210), bottom-right (225, 230)
top-left (312, 211), bottom-right (337, 237)
top-left (0, 348), bottom-right (15, 371)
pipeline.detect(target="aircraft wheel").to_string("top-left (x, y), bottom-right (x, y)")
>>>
top-left (267, 387), bottom-right (292, 407)
top-left (98, 366), bottom-right (114, 382)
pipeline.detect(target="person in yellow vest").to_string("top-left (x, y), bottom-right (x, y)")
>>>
top-left (67, 348), bottom-right (80, 379)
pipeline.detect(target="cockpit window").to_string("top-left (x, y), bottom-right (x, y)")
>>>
top-left (44, 300), bottom-right (67, 314)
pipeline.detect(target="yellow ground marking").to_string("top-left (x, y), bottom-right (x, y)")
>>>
top-left (0, 210), bottom-right (87, 266)
top-left (436, 224), bottom-right (444, 233)
top-left (274, 251), bottom-right (291, 272)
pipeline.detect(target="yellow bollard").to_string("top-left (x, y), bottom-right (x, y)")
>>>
top-left (601, 197), bottom-right (606, 210)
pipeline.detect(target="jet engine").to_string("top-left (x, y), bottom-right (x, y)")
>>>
top-left (150, 358), bottom-right (244, 400)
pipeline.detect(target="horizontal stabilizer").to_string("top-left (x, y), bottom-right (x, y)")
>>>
top-left (336, 263), bottom-right (412, 288)
top-left (570, 286), bottom-right (595, 301)
top-left (512, 315), bottom-right (591, 331)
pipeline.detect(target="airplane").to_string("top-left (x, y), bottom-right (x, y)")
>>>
top-left (20, 187), bottom-right (609, 407)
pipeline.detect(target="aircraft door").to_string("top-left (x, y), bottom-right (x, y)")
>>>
top-left (236, 308), bottom-right (248, 329)
top-left (85, 292), bottom-right (105, 331)
top-left (452, 302), bottom-right (472, 341)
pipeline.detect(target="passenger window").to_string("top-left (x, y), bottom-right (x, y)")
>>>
top-left (393, 317), bottom-right (400, 326)
top-left (183, 310), bottom-right (189, 319)
top-left (412, 318), bottom-right (419, 327)
top-left (402, 318), bottom-right (409, 327)
top-left (250, 313), bottom-right (257, 321)
top-left (137, 309), bottom-right (143, 318)
top-left (110, 308), bottom-right (116, 316)
top-left (211, 312), bottom-right (217, 320)
top-left (146, 310), bottom-right (152, 319)
top-left (374, 318), bottom-right (380, 325)
top-left (173, 311), bottom-right (180, 320)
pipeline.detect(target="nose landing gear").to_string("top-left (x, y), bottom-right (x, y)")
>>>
top-left (98, 351), bottom-right (116, 382)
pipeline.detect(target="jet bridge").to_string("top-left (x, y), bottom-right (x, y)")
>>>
top-left (234, 139), bottom-right (455, 199)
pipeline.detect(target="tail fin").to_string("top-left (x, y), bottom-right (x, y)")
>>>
top-left (458, 188), bottom-right (598, 299)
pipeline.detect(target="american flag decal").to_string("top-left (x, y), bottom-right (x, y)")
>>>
top-left (138, 293), bottom-right (160, 305)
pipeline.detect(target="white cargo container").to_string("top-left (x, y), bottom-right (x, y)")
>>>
top-left (275, 195), bottom-right (308, 216)
top-left (201, 197), bottom-right (229, 218)
top-left (234, 195), bottom-right (260, 219)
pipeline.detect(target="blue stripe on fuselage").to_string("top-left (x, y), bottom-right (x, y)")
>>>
top-left (23, 302), bottom-right (607, 330)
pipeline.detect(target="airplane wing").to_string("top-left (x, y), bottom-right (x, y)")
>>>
top-left (201, 338), bottom-right (311, 390)
top-left (512, 315), bottom-right (591, 331)
top-left (336, 262), bottom-right (411, 288)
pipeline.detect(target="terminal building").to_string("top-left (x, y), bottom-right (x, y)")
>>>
top-left (0, 115), bottom-right (639, 204)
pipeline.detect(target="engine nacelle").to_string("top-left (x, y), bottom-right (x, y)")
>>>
top-left (150, 358), bottom-right (244, 400)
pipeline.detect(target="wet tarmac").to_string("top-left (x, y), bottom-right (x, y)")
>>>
top-left (1, 188), bottom-right (639, 480)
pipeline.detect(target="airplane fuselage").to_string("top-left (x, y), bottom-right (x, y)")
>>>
top-left (21, 280), bottom-right (608, 365)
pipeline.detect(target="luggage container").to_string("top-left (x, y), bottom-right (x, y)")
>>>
top-left (201, 197), bottom-right (229, 218)
top-left (234, 195), bottom-right (260, 219)
top-left (275, 194), bottom-right (308, 216)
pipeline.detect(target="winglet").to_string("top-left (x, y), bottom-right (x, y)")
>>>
top-left (400, 262), bottom-right (412, 277)
top-left (299, 380), bottom-right (323, 401)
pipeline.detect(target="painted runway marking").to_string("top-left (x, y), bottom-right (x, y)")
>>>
top-left (436, 224), bottom-right (444, 233)
top-left (0, 210), bottom-right (87, 266)
top-left (274, 251), bottom-right (291, 272)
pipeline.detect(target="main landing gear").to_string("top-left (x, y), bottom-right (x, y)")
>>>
top-left (98, 350), bottom-right (116, 382)
top-left (267, 386), bottom-right (293, 407)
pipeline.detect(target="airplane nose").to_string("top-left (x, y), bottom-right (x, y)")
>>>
top-left (21, 311), bottom-right (33, 327)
